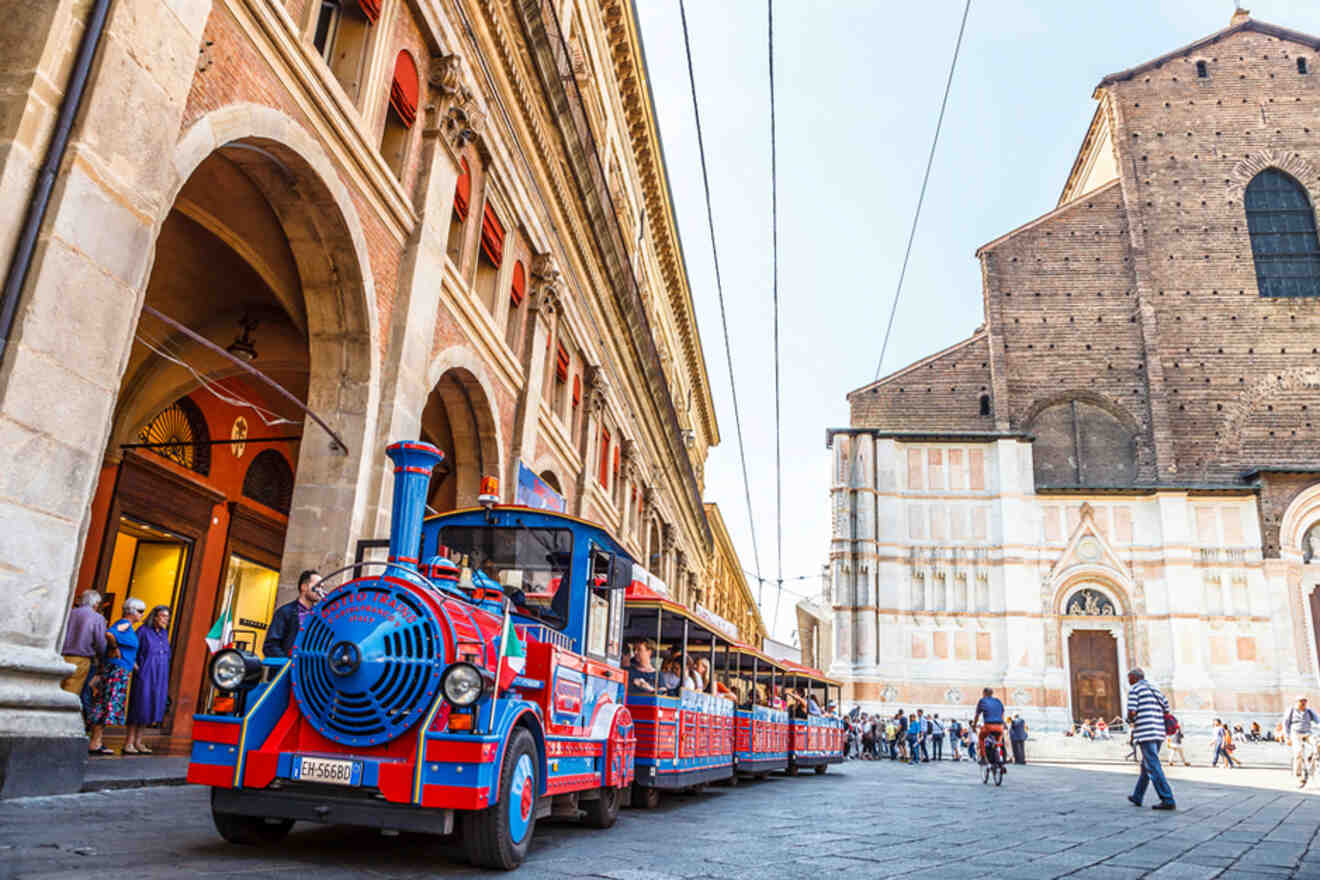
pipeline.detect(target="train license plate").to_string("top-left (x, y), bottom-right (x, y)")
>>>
top-left (293, 756), bottom-right (361, 786)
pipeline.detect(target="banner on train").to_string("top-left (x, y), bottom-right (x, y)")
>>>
top-left (515, 461), bottom-right (567, 513)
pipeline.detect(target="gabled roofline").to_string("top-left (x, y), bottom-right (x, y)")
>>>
top-left (847, 331), bottom-right (986, 398)
top-left (1095, 17), bottom-right (1320, 91)
top-left (974, 178), bottom-right (1122, 257)
top-left (1058, 103), bottom-right (1109, 207)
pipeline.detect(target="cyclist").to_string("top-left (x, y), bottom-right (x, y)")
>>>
top-left (1284, 695), bottom-right (1320, 783)
top-left (973, 687), bottom-right (1007, 770)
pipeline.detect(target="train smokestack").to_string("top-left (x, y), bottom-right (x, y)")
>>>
top-left (384, 441), bottom-right (444, 572)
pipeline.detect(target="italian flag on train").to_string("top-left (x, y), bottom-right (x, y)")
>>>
top-left (205, 607), bottom-right (233, 654)
top-left (499, 612), bottom-right (526, 685)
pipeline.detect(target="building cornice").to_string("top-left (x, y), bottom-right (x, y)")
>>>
top-left (600, 0), bottom-right (719, 446)
top-left (825, 427), bottom-right (1031, 448)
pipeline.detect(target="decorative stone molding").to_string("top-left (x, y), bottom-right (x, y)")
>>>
top-left (1226, 149), bottom-right (1320, 196)
top-left (428, 53), bottom-right (485, 150)
top-left (661, 523), bottom-right (676, 552)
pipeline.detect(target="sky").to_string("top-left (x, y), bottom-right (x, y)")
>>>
top-left (630, 0), bottom-right (1320, 645)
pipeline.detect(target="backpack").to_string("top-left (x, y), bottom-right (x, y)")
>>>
top-left (1163, 710), bottom-right (1178, 736)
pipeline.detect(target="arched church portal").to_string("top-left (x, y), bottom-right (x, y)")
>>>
top-left (1061, 583), bottom-right (1127, 724)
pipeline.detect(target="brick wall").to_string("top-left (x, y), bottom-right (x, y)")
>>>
top-left (853, 22), bottom-right (1320, 511)
top-left (1107, 27), bottom-right (1320, 484)
top-left (848, 334), bottom-right (994, 430)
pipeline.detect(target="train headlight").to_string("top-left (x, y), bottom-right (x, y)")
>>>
top-left (209, 649), bottom-right (261, 691)
top-left (442, 662), bottom-right (485, 707)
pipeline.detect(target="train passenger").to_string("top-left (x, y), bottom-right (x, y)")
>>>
top-left (698, 659), bottom-right (735, 699)
top-left (807, 691), bottom-right (824, 716)
top-left (785, 689), bottom-right (808, 718)
top-left (627, 639), bottom-right (658, 693)
top-left (686, 655), bottom-right (704, 691)
top-left (659, 656), bottom-right (683, 694)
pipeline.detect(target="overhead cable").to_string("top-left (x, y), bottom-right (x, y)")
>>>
top-left (768, 0), bottom-right (785, 635)
top-left (872, 0), bottom-right (972, 382)
top-left (678, 0), bottom-right (765, 594)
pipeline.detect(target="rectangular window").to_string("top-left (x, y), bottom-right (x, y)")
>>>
top-left (437, 525), bottom-right (574, 629)
top-left (906, 448), bottom-right (924, 490)
top-left (927, 449), bottom-right (944, 490)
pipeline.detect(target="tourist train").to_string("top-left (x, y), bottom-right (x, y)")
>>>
top-left (186, 441), bottom-right (844, 869)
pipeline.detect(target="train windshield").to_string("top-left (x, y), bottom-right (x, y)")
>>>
top-left (437, 525), bottom-right (573, 627)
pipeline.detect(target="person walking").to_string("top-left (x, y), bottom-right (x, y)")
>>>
top-left (1166, 720), bottom-right (1191, 767)
top-left (1283, 695), bottom-right (1320, 783)
top-left (1212, 718), bottom-right (1239, 768)
top-left (895, 710), bottom-right (908, 762)
top-left (1125, 667), bottom-right (1176, 810)
top-left (60, 591), bottom-right (106, 704)
top-left (87, 598), bottom-right (146, 756)
top-left (263, 570), bottom-right (323, 657)
top-left (124, 605), bottom-right (171, 754)
top-left (930, 714), bottom-right (945, 760)
top-left (948, 718), bottom-right (962, 761)
top-left (1009, 714), bottom-right (1029, 765)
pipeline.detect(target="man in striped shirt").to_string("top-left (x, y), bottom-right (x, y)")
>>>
top-left (1125, 667), bottom-right (1176, 810)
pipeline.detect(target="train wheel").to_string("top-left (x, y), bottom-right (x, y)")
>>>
top-left (463, 728), bottom-right (538, 870)
top-left (583, 786), bottom-right (621, 829)
top-left (786, 764), bottom-right (799, 777)
top-left (814, 764), bottom-right (828, 775)
top-left (632, 783), bottom-right (660, 809)
top-left (210, 792), bottom-right (293, 846)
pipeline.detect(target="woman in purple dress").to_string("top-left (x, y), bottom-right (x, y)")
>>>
top-left (125, 605), bottom-right (171, 754)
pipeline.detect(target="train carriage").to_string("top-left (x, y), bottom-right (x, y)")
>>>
top-left (781, 661), bottom-right (846, 775)
top-left (621, 584), bottom-right (737, 805)
top-left (186, 441), bottom-right (848, 870)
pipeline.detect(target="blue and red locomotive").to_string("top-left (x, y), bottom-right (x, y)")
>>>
top-left (187, 441), bottom-right (842, 869)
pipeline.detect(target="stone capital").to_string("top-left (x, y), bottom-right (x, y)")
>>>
top-left (427, 53), bottom-right (485, 151)
top-left (662, 523), bottom-right (676, 552)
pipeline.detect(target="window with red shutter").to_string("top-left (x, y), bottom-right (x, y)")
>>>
top-left (572, 373), bottom-right (581, 406)
top-left (481, 203), bottom-right (504, 267)
top-left (357, 0), bottom-right (381, 22)
top-left (510, 260), bottom-right (526, 306)
top-left (454, 158), bottom-right (471, 220)
top-left (555, 344), bottom-right (569, 382)
top-left (389, 50), bottom-right (419, 127)
top-left (598, 429), bottom-right (610, 487)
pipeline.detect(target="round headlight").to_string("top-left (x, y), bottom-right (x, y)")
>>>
top-left (442, 663), bottom-right (485, 707)
top-left (210, 650), bottom-right (248, 690)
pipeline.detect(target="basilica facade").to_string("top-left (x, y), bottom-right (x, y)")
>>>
top-left (826, 11), bottom-right (1320, 730)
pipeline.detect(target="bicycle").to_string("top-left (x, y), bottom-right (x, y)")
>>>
top-left (982, 730), bottom-right (1006, 786)
top-left (1298, 735), bottom-right (1317, 788)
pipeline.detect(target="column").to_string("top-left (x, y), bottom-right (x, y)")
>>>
top-left (0, 0), bottom-right (212, 797)
top-left (367, 54), bottom-right (468, 533)
top-left (506, 254), bottom-right (561, 495)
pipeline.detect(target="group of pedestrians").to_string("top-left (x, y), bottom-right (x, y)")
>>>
top-left (60, 591), bottom-right (173, 756)
top-left (59, 568), bottom-right (325, 757)
top-left (844, 694), bottom-right (1030, 766)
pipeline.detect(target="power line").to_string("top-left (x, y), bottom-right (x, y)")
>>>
top-left (872, 0), bottom-right (972, 382)
top-left (678, 0), bottom-right (765, 595)
top-left (768, 0), bottom-right (785, 635)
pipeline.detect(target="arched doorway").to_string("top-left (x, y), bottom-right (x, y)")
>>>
top-left (70, 122), bottom-right (375, 747)
top-left (1060, 584), bottom-right (1126, 724)
top-left (419, 367), bottom-right (500, 512)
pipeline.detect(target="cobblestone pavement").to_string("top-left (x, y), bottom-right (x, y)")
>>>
top-left (6, 759), bottom-right (1320, 879)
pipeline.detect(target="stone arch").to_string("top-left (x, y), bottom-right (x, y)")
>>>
top-left (420, 350), bottom-right (503, 512)
top-left (1280, 482), bottom-right (1320, 564)
top-left (1226, 150), bottom-right (1320, 197)
top-left (1211, 368), bottom-right (1320, 478)
top-left (139, 104), bottom-right (379, 587)
top-left (1051, 565), bottom-right (1134, 617)
top-left (1023, 392), bottom-right (1141, 487)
